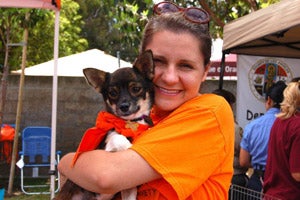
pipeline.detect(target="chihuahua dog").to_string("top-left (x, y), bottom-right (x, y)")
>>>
top-left (54, 50), bottom-right (154, 200)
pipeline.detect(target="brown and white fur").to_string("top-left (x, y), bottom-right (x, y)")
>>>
top-left (54, 50), bottom-right (154, 200)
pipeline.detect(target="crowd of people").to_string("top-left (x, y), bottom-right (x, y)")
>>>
top-left (57, 1), bottom-right (300, 200)
top-left (214, 78), bottom-right (300, 200)
top-left (240, 81), bottom-right (287, 192)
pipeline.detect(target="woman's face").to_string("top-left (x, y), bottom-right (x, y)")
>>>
top-left (146, 30), bottom-right (210, 112)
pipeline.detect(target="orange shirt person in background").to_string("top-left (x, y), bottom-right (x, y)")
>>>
top-left (58, 1), bottom-right (234, 199)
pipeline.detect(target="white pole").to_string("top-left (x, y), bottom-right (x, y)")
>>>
top-left (50, 10), bottom-right (60, 199)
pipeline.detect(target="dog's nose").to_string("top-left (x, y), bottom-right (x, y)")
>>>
top-left (120, 102), bottom-right (130, 112)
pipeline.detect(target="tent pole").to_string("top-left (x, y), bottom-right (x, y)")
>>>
top-left (218, 52), bottom-right (226, 90)
top-left (50, 10), bottom-right (60, 199)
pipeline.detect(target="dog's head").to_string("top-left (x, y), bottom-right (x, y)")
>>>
top-left (83, 50), bottom-right (154, 121)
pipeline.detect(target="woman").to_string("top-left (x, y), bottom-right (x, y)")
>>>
top-left (263, 80), bottom-right (300, 200)
top-left (239, 81), bottom-right (286, 192)
top-left (58, 2), bottom-right (234, 199)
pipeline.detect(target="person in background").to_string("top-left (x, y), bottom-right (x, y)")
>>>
top-left (239, 81), bottom-right (287, 192)
top-left (263, 80), bottom-right (300, 200)
top-left (58, 1), bottom-right (235, 199)
top-left (212, 89), bottom-right (248, 199)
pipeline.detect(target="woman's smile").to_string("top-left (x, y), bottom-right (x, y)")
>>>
top-left (155, 85), bottom-right (181, 96)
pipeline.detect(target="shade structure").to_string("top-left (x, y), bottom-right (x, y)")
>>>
top-left (221, 0), bottom-right (300, 129)
top-left (0, 1), bottom-right (60, 198)
top-left (223, 0), bottom-right (300, 58)
top-left (0, 0), bottom-right (60, 10)
top-left (13, 49), bottom-right (132, 77)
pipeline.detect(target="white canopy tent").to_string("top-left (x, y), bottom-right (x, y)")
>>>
top-left (13, 49), bottom-right (132, 76)
top-left (0, 0), bottom-right (60, 198)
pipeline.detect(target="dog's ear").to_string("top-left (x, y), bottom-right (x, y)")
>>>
top-left (83, 68), bottom-right (107, 93)
top-left (133, 50), bottom-right (154, 80)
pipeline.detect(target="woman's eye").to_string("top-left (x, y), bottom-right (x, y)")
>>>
top-left (153, 58), bottom-right (165, 67)
top-left (179, 64), bottom-right (194, 70)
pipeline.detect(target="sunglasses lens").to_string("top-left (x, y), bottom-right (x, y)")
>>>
top-left (153, 2), bottom-right (210, 24)
top-left (155, 2), bottom-right (179, 14)
top-left (185, 8), bottom-right (209, 23)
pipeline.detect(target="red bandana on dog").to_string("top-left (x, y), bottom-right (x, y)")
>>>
top-left (71, 111), bottom-right (150, 167)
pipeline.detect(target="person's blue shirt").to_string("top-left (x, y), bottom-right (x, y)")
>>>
top-left (240, 107), bottom-right (280, 169)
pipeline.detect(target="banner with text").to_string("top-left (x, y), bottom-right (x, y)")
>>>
top-left (236, 55), bottom-right (300, 128)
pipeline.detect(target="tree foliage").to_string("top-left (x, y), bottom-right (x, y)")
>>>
top-left (75, 0), bottom-right (151, 62)
top-left (0, 9), bottom-right (29, 71)
top-left (27, 0), bottom-right (88, 67)
top-left (0, 0), bottom-right (87, 71)
top-left (76, 0), bottom-right (279, 62)
top-left (0, 0), bottom-right (280, 71)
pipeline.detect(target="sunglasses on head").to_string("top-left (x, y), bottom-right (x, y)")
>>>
top-left (153, 1), bottom-right (210, 24)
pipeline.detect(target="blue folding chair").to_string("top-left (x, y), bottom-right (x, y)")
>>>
top-left (19, 126), bottom-right (61, 195)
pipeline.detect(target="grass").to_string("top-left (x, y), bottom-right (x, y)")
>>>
top-left (1, 177), bottom-right (52, 200)
top-left (0, 161), bottom-right (61, 200)
top-left (5, 193), bottom-right (50, 200)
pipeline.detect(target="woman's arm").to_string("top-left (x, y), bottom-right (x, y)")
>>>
top-left (58, 149), bottom-right (161, 194)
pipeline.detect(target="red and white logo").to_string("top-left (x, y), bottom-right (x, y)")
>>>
top-left (248, 58), bottom-right (292, 102)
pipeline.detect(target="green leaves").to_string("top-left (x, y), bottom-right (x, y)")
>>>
top-left (0, 0), bottom-right (87, 70)
top-left (0, 0), bottom-right (280, 72)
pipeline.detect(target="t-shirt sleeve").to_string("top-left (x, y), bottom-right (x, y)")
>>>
top-left (131, 95), bottom-right (234, 199)
top-left (240, 124), bottom-right (251, 151)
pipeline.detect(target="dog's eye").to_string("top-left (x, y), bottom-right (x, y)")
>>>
top-left (108, 88), bottom-right (119, 99)
top-left (129, 83), bottom-right (143, 96)
top-left (131, 86), bottom-right (142, 94)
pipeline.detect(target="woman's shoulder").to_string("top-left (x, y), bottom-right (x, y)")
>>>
top-left (169, 94), bottom-right (233, 121)
top-left (186, 93), bottom-right (230, 110)
top-left (277, 112), bottom-right (300, 128)
top-left (152, 94), bottom-right (232, 124)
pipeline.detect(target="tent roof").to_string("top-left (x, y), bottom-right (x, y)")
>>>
top-left (13, 49), bottom-right (132, 77)
top-left (223, 0), bottom-right (300, 58)
top-left (0, 0), bottom-right (60, 10)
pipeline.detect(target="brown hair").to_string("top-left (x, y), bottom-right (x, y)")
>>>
top-left (139, 12), bottom-right (212, 66)
top-left (212, 89), bottom-right (236, 105)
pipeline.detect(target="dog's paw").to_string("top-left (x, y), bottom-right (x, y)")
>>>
top-left (105, 131), bottom-right (132, 152)
top-left (121, 187), bottom-right (137, 200)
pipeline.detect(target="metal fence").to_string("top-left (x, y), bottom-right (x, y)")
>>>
top-left (229, 184), bottom-right (281, 200)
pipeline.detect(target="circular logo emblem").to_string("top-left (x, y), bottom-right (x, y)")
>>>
top-left (248, 58), bottom-right (292, 102)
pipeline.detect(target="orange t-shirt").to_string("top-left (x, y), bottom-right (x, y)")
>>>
top-left (131, 94), bottom-right (234, 200)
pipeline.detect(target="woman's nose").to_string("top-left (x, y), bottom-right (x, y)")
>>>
top-left (160, 65), bottom-right (179, 84)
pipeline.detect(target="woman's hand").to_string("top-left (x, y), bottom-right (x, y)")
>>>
top-left (291, 172), bottom-right (300, 182)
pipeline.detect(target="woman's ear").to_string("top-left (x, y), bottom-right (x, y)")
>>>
top-left (265, 96), bottom-right (274, 109)
top-left (201, 63), bottom-right (211, 82)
